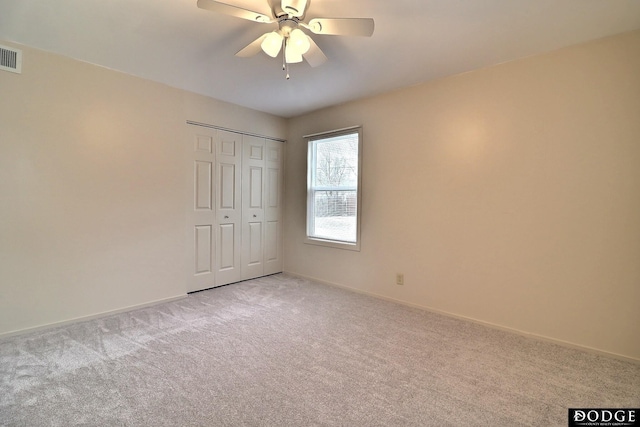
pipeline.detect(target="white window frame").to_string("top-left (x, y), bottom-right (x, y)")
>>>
top-left (305, 126), bottom-right (363, 251)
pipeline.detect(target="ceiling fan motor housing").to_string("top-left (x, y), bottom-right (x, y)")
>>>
top-left (279, 18), bottom-right (299, 36)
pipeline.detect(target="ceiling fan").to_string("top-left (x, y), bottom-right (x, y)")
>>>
top-left (197, 0), bottom-right (375, 78)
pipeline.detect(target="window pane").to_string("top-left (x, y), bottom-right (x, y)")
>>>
top-left (306, 128), bottom-right (361, 250)
top-left (313, 135), bottom-right (358, 188)
top-left (312, 190), bottom-right (357, 242)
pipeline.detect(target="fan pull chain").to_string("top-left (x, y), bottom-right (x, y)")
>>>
top-left (283, 38), bottom-right (291, 80)
top-left (282, 38), bottom-right (286, 71)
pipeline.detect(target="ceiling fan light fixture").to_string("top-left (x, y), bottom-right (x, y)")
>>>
top-left (288, 28), bottom-right (310, 54)
top-left (199, 0), bottom-right (375, 74)
top-left (284, 42), bottom-right (303, 63)
top-left (261, 31), bottom-right (283, 57)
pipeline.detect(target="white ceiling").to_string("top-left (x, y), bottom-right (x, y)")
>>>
top-left (2, 0), bottom-right (640, 118)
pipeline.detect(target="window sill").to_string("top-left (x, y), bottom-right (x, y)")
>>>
top-left (304, 236), bottom-right (361, 252)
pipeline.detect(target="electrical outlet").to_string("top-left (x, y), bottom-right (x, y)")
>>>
top-left (396, 273), bottom-right (404, 285)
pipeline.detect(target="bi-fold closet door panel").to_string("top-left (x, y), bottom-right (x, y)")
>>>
top-left (242, 135), bottom-right (266, 280)
top-left (187, 125), bottom-right (283, 292)
top-left (215, 130), bottom-right (243, 286)
top-left (241, 137), bottom-right (284, 280)
top-left (263, 140), bottom-right (284, 276)
top-left (187, 128), bottom-right (217, 293)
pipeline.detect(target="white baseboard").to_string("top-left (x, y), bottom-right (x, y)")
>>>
top-left (283, 271), bottom-right (640, 365)
top-left (0, 294), bottom-right (187, 340)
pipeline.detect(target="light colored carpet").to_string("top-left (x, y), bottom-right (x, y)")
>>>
top-left (1, 274), bottom-right (638, 426)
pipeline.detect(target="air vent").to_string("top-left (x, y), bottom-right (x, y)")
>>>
top-left (0, 44), bottom-right (22, 74)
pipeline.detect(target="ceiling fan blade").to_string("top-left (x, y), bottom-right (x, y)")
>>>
top-left (236, 34), bottom-right (268, 57)
top-left (197, 0), bottom-right (273, 23)
top-left (280, 0), bottom-right (309, 18)
top-left (305, 18), bottom-right (375, 36)
top-left (303, 37), bottom-right (327, 67)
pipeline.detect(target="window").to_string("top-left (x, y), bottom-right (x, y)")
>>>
top-left (306, 127), bottom-right (362, 251)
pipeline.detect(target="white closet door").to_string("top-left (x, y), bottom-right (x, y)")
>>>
top-left (186, 126), bottom-right (216, 292)
top-left (215, 130), bottom-right (242, 286)
top-left (187, 124), bottom-right (283, 291)
top-left (241, 135), bottom-right (265, 280)
top-left (264, 140), bottom-right (284, 275)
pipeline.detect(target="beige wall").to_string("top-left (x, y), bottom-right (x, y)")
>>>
top-left (284, 30), bottom-right (640, 360)
top-left (2, 31), bottom-right (639, 361)
top-left (0, 42), bottom-right (286, 335)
